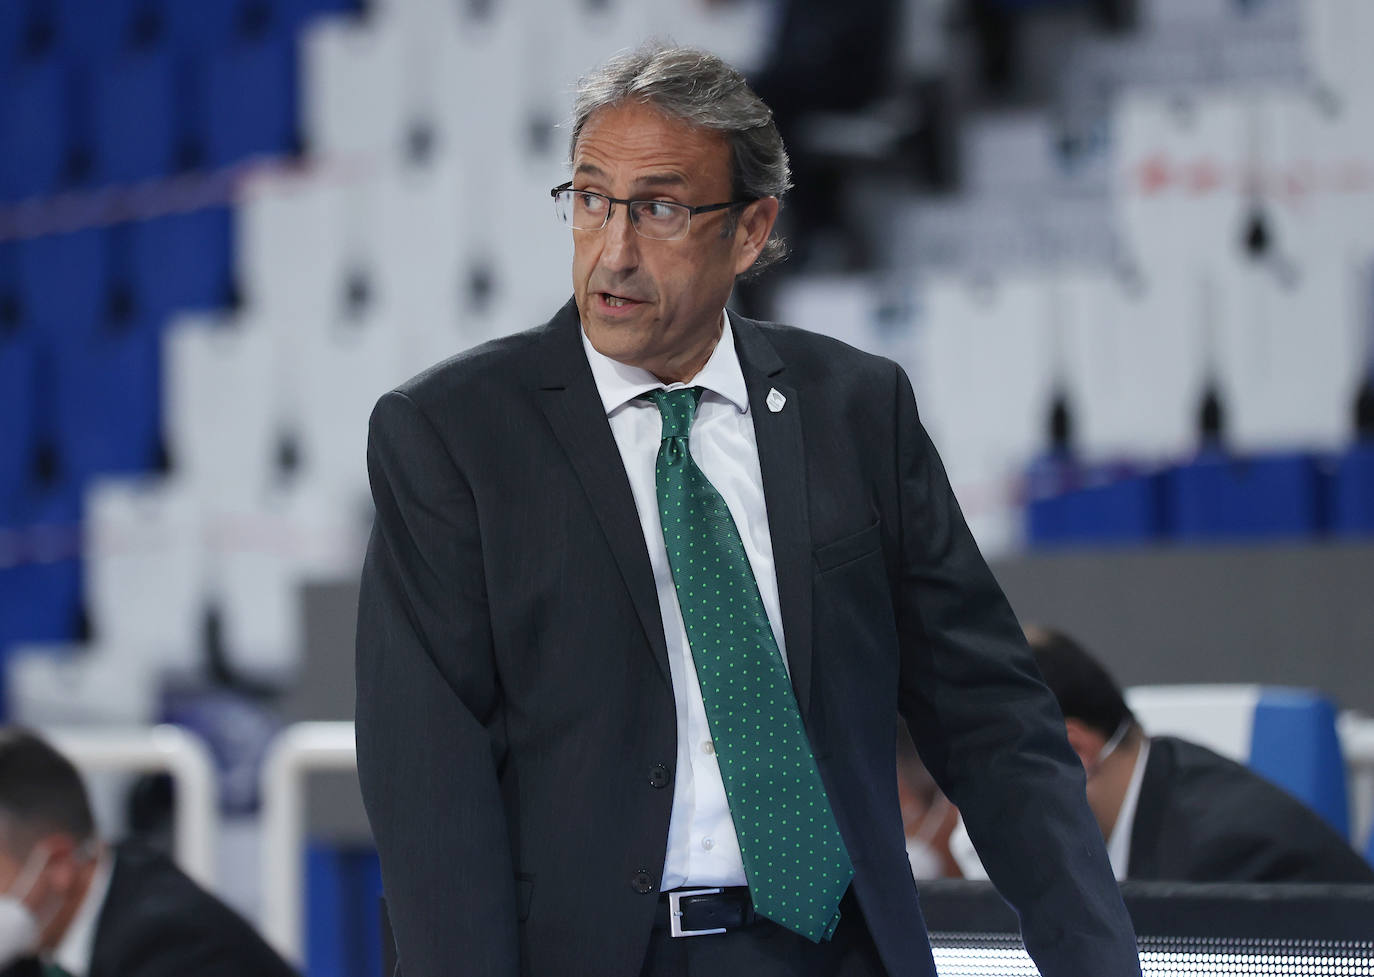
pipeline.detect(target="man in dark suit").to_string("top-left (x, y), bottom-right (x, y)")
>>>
top-left (1027, 627), bottom-right (1374, 884)
top-left (0, 728), bottom-right (299, 977)
top-left (355, 44), bottom-right (1140, 977)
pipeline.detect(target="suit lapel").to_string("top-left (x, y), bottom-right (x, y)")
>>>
top-left (532, 302), bottom-right (672, 688)
top-left (732, 317), bottom-right (814, 722)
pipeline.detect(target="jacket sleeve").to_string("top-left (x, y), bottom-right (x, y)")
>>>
top-left (887, 365), bottom-right (1142, 977)
top-left (355, 389), bottom-right (518, 977)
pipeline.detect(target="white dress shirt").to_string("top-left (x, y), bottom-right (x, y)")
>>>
top-left (52, 847), bottom-right (113, 977)
top-left (580, 312), bottom-right (787, 890)
top-left (1106, 738), bottom-right (1150, 881)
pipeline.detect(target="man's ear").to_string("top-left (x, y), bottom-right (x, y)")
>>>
top-left (731, 197), bottom-right (780, 276)
top-left (35, 834), bottom-right (79, 891)
top-left (1063, 718), bottom-right (1106, 771)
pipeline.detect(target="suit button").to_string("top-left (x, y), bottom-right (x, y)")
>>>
top-left (649, 763), bottom-right (671, 789)
top-left (631, 870), bottom-right (655, 894)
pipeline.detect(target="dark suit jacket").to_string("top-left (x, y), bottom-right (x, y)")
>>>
top-left (354, 301), bottom-right (1141, 977)
top-left (1128, 736), bottom-right (1374, 884)
top-left (1, 842), bottom-right (297, 977)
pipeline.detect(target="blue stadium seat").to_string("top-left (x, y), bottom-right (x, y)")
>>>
top-left (1166, 451), bottom-right (1324, 540)
top-left (1027, 466), bottom-right (1164, 546)
top-left (277, 0), bottom-right (361, 33)
top-left (0, 334), bottom-right (38, 522)
top-left (0, 239), bottom-right (19, 324)
top-left (157, 0), bottom-right (241, 56)
top-left (16, 228), bottom-right (109, 345)
top-left (0, 557), bottom-right (82, 718)
top-left (0, 2), bottom-right (26, 69)
top-left (91, 49), bottom-right (177, 185)
top-left (1248, 689), bottom-right (1350, 840)
top-left (1332, 443), bottom-right (1374, 535)
top-left (0, 56), bottom-right (73, 201)
top-left (51, 322), bottom-right (162, 482)
top-left (306, 844), bottom-right (383, 977)
top-left (201, 33), bottom-right (298, 167)
top-left (121, 208), bottom-right (234, 321)
top-left (54, 0), bottom-right (139, 61)
top-left (0, 479), bottom-right (84, 720)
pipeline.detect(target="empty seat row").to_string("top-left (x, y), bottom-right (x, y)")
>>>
top-left (0, 207), bottom-right (232, 528)
top-left (0, 208), bottom-right (232, 340)
top-left (0, 0), bottom-right (358, 67)
top-left (233, 162), bottom-right (571, 347)
top-left (774, 265), bottom-right (1372, 556)
top-left (0, 322), bottom-right (162, 514)
top-left (300, 0), bottom-right (773, 168)
top-left (3, 466), bottom-right (372, 722)
top-left (0, 38), bottom-right (298, 198)
top-left (1028, 446), bottom-right (1374, 545)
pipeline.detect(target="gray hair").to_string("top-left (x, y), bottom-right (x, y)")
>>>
top-left (569, 44), bottom-right (792, 277)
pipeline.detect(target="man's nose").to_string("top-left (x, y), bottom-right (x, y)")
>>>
top-left (599, 204), bottom-right (640, 271)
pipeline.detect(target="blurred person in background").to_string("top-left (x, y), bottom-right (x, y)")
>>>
top-left (357, 44), bottom-right (1139, 977)
top-left (894, 726), bottom-right (960, 880)
top-left (744, 0), bottom-right (903, 269)
top-left (0, 728), bottom-right (298, 977)
top-left (949, 629), bottom-right (1374, 884)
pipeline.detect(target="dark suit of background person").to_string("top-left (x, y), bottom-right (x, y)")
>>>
top-left (1129, 736), bottom-right (1374, 884)
top-left (80, 841), bottom-right (300, 977)
top-left (355, 45), bottom-right (1139, 977)
top-left (1025, 627), bottom-right (1374, 886)
top-left (2, 842), bottom-right (300, 977)
top-left (0, 729), bottom-right (298, 977)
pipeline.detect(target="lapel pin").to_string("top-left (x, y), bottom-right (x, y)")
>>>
top-left (766, 388), bottom-right (786, 413)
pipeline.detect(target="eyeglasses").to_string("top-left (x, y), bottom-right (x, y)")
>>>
top-left (550, 182), bottom-right (756, 242)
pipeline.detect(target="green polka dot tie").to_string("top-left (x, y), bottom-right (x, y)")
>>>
top-left (649, 387), bottom-right (854, 943)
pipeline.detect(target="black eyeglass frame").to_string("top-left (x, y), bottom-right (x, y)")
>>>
top-left (550, 181), bottom-right (759, 238)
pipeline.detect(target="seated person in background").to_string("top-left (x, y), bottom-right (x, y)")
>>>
top-left (894, 724), bottom-right (961, 879)
top-left (0, 728), bottom-right (300, 977)
top-left (1006, 627), bottom-right (1374, 884)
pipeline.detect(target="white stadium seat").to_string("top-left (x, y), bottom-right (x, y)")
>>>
top-left (7, 643), bottom-right (160, 727)
top-left (83, 477), bottom-right (206, 675)
top-left (302, 14), bottom-right (410, 161)
top-left (294, 308), bottom-right (406, 509)
top-left (235, 167), bottom-right (368, 324)
top-left (210, 486), bottom-right (368, 686)
top-left (163, 313), bottom-right (279, 507)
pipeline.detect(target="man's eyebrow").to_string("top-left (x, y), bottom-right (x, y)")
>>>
top-left (571, 165), bottom-right (689, 191)
top-left (633, 173), bottom-right (688, 189)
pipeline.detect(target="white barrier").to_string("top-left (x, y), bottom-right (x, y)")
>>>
top-left (259, 720), bottom-right (359, 964)
top-left (48, 724), bottom-right (219, 888)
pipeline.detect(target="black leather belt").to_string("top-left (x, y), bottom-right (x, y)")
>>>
top-left (654, 886), bottom-right (756, 938)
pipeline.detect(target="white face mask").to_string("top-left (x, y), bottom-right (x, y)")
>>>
top-left (906, 837), bottom-right (944, 880)
top-left (1085, 720), bottom-right (1131, 779)
top-left (947, 814), bottom-right (989, 880)
top-left (904, 793), bottom-right (950, 880)
top-left (0, 845), bottom-right (54, 966)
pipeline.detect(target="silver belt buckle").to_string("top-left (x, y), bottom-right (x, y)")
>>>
top-left (668, 887), bottom-right (728, 938)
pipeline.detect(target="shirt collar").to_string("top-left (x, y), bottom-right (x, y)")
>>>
top-left (52, 846), bottom-right (113, 977)
top-left (1106, 737), bottom-right (1150, 881)
top-left (579, 311), bottom-right (750, 416)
